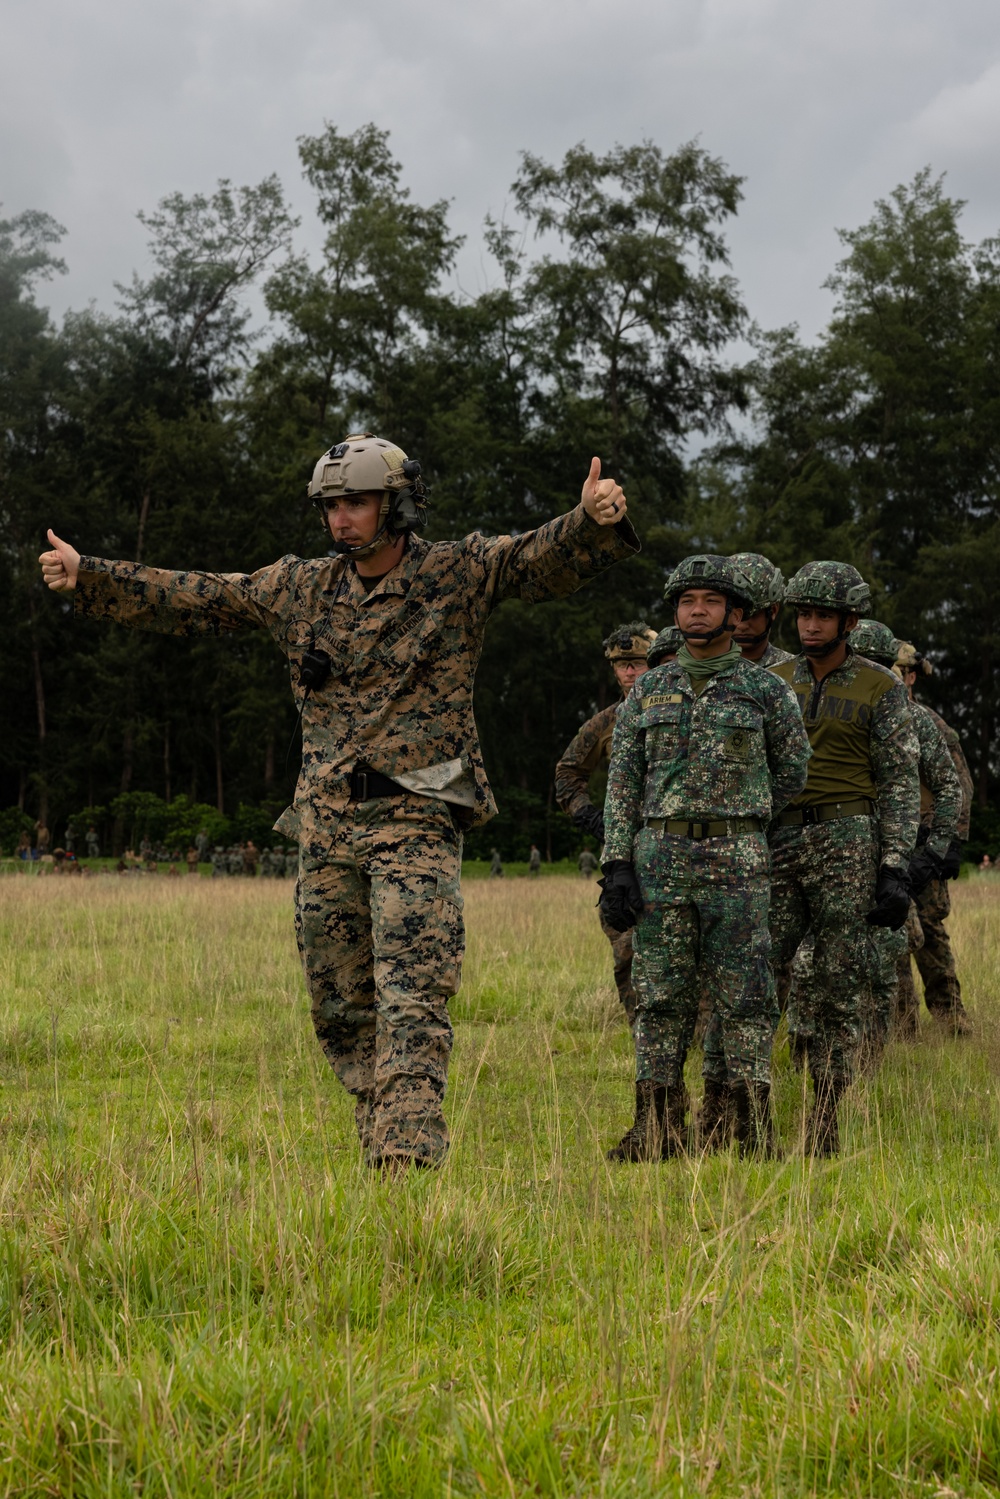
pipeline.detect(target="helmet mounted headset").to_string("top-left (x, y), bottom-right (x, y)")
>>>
top-left (307, 433), bottom-right (429, 562)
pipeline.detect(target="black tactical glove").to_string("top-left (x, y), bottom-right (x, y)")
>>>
top-left (865, 865), bottom-right (911, 929)
top-left (572, 804), bottom-right (606, 843)
top-left (598, 860), bottom-right (645, 932)
top-left (907, 845), bottom-right (944, 897)
top-left (940, 838), bottom-right (964, 880)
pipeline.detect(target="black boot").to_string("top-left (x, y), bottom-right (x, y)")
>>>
top-left (733, 1081), bottom-right (780, 1159)
top-left (607, 1082), bottom-right (687, 1162)
top-left (696, 1078), bottom-right (734, 1153)
top-left (805, 1075), bottom-right (847, 1157)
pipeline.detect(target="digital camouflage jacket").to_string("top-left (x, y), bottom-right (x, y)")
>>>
top-left (554, 702), bottom-right (618, 820)
top-left (911, 702), bottom-right (963, 854)
top-left (74, 505), bottom-right (639, 835)
top-left (921, 704), bottom-right (973, 839)
top-left (756, 641), bottom-right (795, 668)
top-left (769, 652), bottom-right (919, 868)
top-left (603, 656), bottom-right (811, 861)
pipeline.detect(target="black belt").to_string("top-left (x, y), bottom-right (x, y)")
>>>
top-left (777, 797), bottom-right (875, 827)
top-left (643, 816), bottom-right (763, 839)
top-left (349, 766), bottom-right (407, 801)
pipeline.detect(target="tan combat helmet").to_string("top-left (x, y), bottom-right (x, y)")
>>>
top-left (308, 433), bottom-right (428, 560)
top-left (894, 640), bottom-right (933, 680)
top-left (604, 622), bottom-right (657, 662)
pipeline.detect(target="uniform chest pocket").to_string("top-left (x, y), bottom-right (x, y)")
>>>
top-left (639, 701), bottom-right (686, 762)
top-left (639, 701), bottom-right (685, 732)
top-left (714, 708), bottom-right (764, 764)
top-left (367, 602), bottom-right (439, 671)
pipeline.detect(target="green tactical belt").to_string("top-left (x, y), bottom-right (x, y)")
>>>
top-left (642, 816), bottom-right (763, 840)
top-left (776, 797), bottom-right (875, 827)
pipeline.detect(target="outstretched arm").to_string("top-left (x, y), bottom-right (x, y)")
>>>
top-left (41, 530), bottom-right (291, 638)
top-left (475, 457), bottom-right (640, 609)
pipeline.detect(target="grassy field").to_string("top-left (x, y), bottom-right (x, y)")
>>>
top-left (0, 875), bottom-right (998, 1497)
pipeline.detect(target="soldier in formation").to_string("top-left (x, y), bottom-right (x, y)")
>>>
top-left (767, 564), bottom-right (919, 1155)
top-left (41, 437), bottom-right (637, 1172)
top-left (849, 622), bottom-right (962, 1044)
top-left (554, 623), bottom-right (657, 1029)
top-left (600, 555), bottom-right (811, 1160)
top-left (894, 640), bottom-right (973, 1033)
top-left (731, 553), bottom-right (795, 669)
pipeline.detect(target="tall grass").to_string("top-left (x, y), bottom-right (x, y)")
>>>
top-left (0, 873), bottom-right (997, 1496)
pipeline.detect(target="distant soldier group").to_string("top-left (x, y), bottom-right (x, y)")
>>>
top-left (209, 844), bottom-right (296, 877)
top-left (559, 550), bottom-right (971, 1161)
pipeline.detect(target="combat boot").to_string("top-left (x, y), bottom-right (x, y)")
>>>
top-left (696, 1078), bottom-right (734, 1153)
top-left (732, 1081), bottom-right (780, 1160)
top-left (607, 1082), bottom-right (687, 1162)
top-left (804, 1075), bottom-right (847, 1158)
top-left (931, 1004), bottom-right (973, 1037)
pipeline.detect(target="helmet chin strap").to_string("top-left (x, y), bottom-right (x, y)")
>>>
top-left (677, 600), bottom-right (735, 644)
top-left (326, 492), bottom-right (396, 561)
top-left (736, 621), bottom-right (772, 648)
top-left (331, 522), bottom-right (394, 561)
top-left (802, 612), bottom-right (850, 658)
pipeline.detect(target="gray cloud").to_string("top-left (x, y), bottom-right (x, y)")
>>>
top-left (4, 0), bottom-right (999, 339)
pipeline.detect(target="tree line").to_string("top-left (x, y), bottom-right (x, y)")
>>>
top-left (2, 126), bottom-right (998, 858)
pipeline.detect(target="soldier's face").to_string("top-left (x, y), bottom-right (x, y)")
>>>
top-left (613, 659), bottom-right (648, 692)
top-left (795, 607), bottom-right (858, 648)
top-left (675, 589), bottom-right (741, 635)
top-left (324, 492), bottom-right (384, 547)
top-left (734, 606), bottom-right (775, 643)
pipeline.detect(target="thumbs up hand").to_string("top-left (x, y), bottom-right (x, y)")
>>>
top-left (39, 529), bottom-right (80, 591)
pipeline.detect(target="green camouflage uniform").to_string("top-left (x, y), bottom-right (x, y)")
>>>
top-left (901, 703), bottom-right (971, 1023)
top-left (555, 702), bottom-right (636, 1023)
top-left (604, 657), bottom-right (810, 1093)
top-left (767, 651), bottom-right (919, 1084)
top-left (73, 504), bottom-right (638, 1166)
top-left (758, 641), bottom-right (795, 668)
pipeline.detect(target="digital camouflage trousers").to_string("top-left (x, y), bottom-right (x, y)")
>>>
top-left (632, 829), bottom-right (776, 1091)
top-left (295, 795), bottom-right (464, 1167)
top-left (598, 912), bottom-right (637, 1028)
top-left (912, 878), bottom-right (963, 1013)
top-left (768, 816), bottom-right (878, 1085)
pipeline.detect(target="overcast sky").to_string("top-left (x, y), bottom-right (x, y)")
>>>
top-left (4, 0), bottom-right (999, 341)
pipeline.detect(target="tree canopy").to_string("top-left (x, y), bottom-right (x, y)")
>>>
top-left (2, 137), bottom-right (998, 857)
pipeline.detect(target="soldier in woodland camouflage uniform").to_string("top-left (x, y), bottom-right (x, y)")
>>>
top-left (895, 640), bottom-right (973, 1033)
top-left (768, 565), bottom-right (919, 1155)
top-left (41, 438), bottom-right (638, 1171)
top-left (554, 622), bottom-right (658, 1028)
top-left (731, 553), bottom-right (795, 669)
top-left (601, 555), bottom-right (810, 1161)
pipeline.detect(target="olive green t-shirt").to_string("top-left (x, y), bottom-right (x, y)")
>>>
top-left (770, 653), bottom-right (900, 806)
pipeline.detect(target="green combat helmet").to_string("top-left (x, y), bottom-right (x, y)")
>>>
top-left (783, 560), bottom-right (872, 613)
top-left (730, 551), bottom-right (785, 650)
top-left (850, 619), bottom-right (898, 668)
top-left (783, 560), bottom-right (872, 660)
top-left (647, 624), bottom-right (685, 668)
top-left (308, 433), bottom-right (428, 561)
top-left (730, 552), bottom-right (785, 613)
top-left (664, 554), bottom-right (755, 645)
top-left (603, 622), bottom-right (657, 662)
